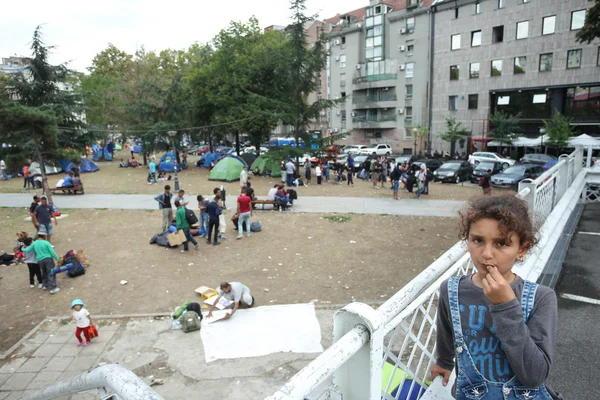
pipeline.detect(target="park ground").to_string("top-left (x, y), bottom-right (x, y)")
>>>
top-left (0, 207), bottom-right (459, 354)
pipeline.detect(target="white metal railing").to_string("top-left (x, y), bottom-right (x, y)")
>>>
top-left (268, 147), bottom-right (592, 400)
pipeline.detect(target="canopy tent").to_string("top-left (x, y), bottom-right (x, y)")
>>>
top-left (158, 152), bottom-right (179, 173)
top-left (568, 134), bottom-right (600, 148)
top-left (208, 155), bottom-right (248, 182)
top-left (250, 155), bottom-right (281, 177)
top-left (488, 135), bottom-right (549, 148)
top-left (29, 162), bottom-right (62, 175)
top-left (93, 149), bottom-right (113, 161)
top-left (201, 152), bottom-right (221, 168)
top-left (240, 153), bottom-right (257, 167)
top-left (59, 159), bottom-right (99, 173)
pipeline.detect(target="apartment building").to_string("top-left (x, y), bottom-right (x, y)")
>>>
top-left (326, 0), bottom-right (435, 154)
top-left (430, 0), bottom-right (600, 153)
top-left (0, 56), bottom-right (29, 75)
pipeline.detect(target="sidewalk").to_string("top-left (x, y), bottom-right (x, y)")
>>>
top-left (0, 193), bottom-right (464, 217)
top-left (0, 311), bottom-right (334, 400)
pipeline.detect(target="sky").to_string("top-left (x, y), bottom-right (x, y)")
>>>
top-left (0, 0), bottom-right (367, 73)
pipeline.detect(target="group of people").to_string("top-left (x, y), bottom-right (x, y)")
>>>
top-left (15, 228), bottom-right (61, 294)
top-left (280, 157), bottom-right (356, 188)
top-left (57, 170), bottom-right (83, 190)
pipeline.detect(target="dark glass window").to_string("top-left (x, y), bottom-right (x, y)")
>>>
top-left (491, 90), bottom-right (551, 119)
top-left (450, 65), bottom-right (459, 80)
top-left (468, 94), bottom-right (479, 109)
top-left (564, 86), bottom-right (600, 120)
top-left (492, 26), bottom-right (504, 43)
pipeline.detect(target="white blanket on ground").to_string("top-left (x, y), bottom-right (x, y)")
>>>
top-left (200, 303), bottom-right (323, 363)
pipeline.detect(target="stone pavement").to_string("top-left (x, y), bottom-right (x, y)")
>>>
top-left (0, 193), bottom-right (463, 217)
top-left (0, 311), bottom-right (334, 400)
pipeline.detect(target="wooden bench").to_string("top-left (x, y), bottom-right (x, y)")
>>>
top-left (252, 199), bottom-right (289, 210)
top-left (49, 186), bottom-right (85, 195)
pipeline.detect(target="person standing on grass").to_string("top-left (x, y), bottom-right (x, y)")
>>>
top-left (346, 163), bottom-right (354, 186)
top-left (391, 163), bottom-right (401, 200)
top-left (22, 237), bottom-right (42, 289)
top-left (154, 185), bottom-right (174, 232)
top-left (416, 164), bottom-right (427, 199)
top-left (236, 190), bottom-right (252, 239)
top-left (0, 159), bottom-right (7, 180)
top-left (23, 164), bottom-right (30, 189)
top-left (371, 157), bottom-right (379, 189)
top-left (324, 160), bottom-right (330, 183)
top-left (240, 166), bottom-right (249, 192)
top-left (280, 160), bottom-right (287, 185)
top-left (206, 195), bottom-right (222, 245)
top-left (304, 159), bottom-right (312, 185)
top-left (316, 163), bottom-right (323, 185)
top-left (175, 200), bottom-right (199, 252)
top-left (22, 226), bottom-right (60, 294)
top-left (148, 158), bottom-right (157, 185)
top-left (481, 169), bottom-right (492, 195)
top-left (70, 299), bottom-right (93, 347)
top-left (380, 157), bottom-right (388, 189)
top-left (32, 196), bottom-right (58, 243)
top-left (29, 195), bottom-right (41, 233)
top-left (285, 159), bottom-right (295, 187)
top-left (197, 195), bottom-right (209, 237)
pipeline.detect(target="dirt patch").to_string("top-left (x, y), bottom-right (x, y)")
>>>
top-left (0, 149), bottom-right (487, 200)
top-left (0, 207), bottom-right (459, 353)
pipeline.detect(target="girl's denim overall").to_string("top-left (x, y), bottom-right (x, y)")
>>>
top-left (448, 277), bottom-right (554, 400)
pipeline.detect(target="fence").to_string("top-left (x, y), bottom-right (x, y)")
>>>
top-left (268, 147), bottom-right (590, 400)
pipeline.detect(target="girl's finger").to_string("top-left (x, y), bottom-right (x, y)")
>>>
top-left (481, 276), bottom-right (491, 290)
top-left (487, 266), bottom-right (505, 281)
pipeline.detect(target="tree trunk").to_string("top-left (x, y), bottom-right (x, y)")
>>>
top-left (235, 130), bottom-right (241, 155)
top-left (32, 131), bottom-right (53, 205)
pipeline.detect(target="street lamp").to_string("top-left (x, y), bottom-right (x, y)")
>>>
top-left (167, 130), bottom-right (180, 191)
top-left (539, 128), bottom-right (546, 154)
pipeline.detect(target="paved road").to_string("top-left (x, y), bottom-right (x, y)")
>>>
top-left (0, 193), bottom-right (464, 217)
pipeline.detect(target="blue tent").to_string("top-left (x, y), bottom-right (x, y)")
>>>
top-left (91, 144), bottom-right (101, 152)
top-left (158, 152), bottom-right (179, 173)
top-left (133, 144), bottom-right (142, 154)
top-left (93, 149), bottom-right (113, 161)
top-left (59, 159), bottom-right (99, 173)
top-left (201, 152), bottom-right (221, 168)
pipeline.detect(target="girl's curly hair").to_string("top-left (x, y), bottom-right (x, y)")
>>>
top-left (458, 195), bottom-right (538, 249)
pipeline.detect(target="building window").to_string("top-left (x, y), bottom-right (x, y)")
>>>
top-left (492, 26), bottom-right (504, 43)
top-left (497, 96), bottom-right (510, 105)
top-left (406, 85), bottom-right (413, 96)
top-left (491, 59), bottom-right (502, 76)
top-left (340, 73), bottom-right (346, 86)
top-left (514, 56), bottom-right (526, 74)
top-left (449, 95), bottom-right (458, 111)
top-left (471, 30), bottom-right (482, 47)
top-left (532, 94), bottom-right (546, 104)
top-left (406, 17), bottom-right (415, 33)
top-left (469, 63), bottom-right (480, 78)
top-left (567, 49), bottom-right (582, 69)
top-left (474, 1), bottom-right (481, 14)
top-left (539, 53), bottom-right (553, 72)
top-left (341, 110), bottom-right (347, 122)
top-left (468, 94), bottom-right (479, 110)
top-left (451, 34), bottom-right (461, 50)
top-left (405, 128), bottom-right (413, 139)
top-left (405, 62), bottom-right (415, 78)
top-left (455, 7), bottom-right (459, 19)
top-left (542, 16), bottom-right (556, 35)
top-left (340, 55), bottom-right (346, 68)
top-left (406, 106), bottom-right (413, 116)
top-left (516, 21), bottom-right (529, 39)
top-left (498, 0), bottom-right (504, 9)
top-left (407, 44), bottom-right (414, 53)
top-left (571, 10), bottom-right (586, 31)
top-left (341, 36), bottom-right (346, 45)
top-left (598, 47), bottom-right (600, 66)
top-left (450, 65), bottom-right (460, 80)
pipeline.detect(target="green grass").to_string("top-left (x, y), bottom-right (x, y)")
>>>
top-left (324, 214), bottom-right (352, 224)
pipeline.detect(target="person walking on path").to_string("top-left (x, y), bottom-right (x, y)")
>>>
top-left (481, 169), bottom-right (492, 195)
top-left (206, 195), bottom-right (222, 246)
top-left (22, 237), bottom-right (42, 288)
top-left (32, 196), bottom-right (58, 243)
top-left (154, 185), bottom-right (173, 232)
top-left (70, 299), bottom-right (93, 347)
top-left (304, 159), bottom-right (312, 185)
top-left (236, 190), bottom-right (252, 239)
top-left (175, 200), bottom-right (199, 252)
top-left (240, 166), bottom-right (249, 192)
top-left (22, 226), bottom-right (60, 294)
top-left (285, 159), bottom-right (295, 187)
top-left (207, 282), bottom-right (254, 320)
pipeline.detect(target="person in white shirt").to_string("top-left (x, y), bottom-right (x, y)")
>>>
top-left (267, 184), bottom-right (278, 201)
top-left (416, 164), bottom-right (427, 199)
top-left (70, 298), bottom-right (93, 347)
top-left (316, 163), bottom-right (323, 185)
top-left (285, 160), bottom-right (295, 187)
top-left (207, 281), bottom-right (254, 320)
top-left (239, 166), bottom-right (249, 191)
top-left (0, 159), bottom-right (7, 179)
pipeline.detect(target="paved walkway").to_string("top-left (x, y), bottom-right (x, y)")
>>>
top-left (0, 311), bottom-right (334, 399)
top-left (0, 193), bottom-right (464, 217)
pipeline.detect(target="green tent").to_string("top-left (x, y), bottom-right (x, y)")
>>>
top-left (250, 155), bottom-right (281, 177)
top-left (209, 155), bottom-right (247, 182)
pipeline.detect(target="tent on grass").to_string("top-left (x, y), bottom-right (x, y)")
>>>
top-left (93, 149), bottom-right (113, 161)
top-left (201, 152), bottom-right (221, 168)
top-left (59, 159), bottom-right (99, 173)
top-left (30, 161), bottom-right (62, 175)
top-left (133, 144), bottom-right (142, 154)
top-left (209, 155), bottom-right (247, 182)
top-left (115, 143), bottom-right (122, 150)
top-left (250, 154), bottom-right (281, 177)
top-left (158, 152), bottom-right (179, 173)
top-left (240, 153), bottom-right (257, 167)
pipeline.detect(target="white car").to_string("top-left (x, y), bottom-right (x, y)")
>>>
top-left (343, 145), bottom-right (369, 154)
top-left (468, 152), bottom-right (515, 169)
top-left (359, 144), bottom-right (392, 156)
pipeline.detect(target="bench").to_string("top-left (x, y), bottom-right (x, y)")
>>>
top-left (49, 186), bottom-right (85, 195)
top-left (252, 199), bottom-right (290, 211)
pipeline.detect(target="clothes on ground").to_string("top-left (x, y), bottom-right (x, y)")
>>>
top-left (35, 204), bottom-right (53, 225)
top-left (73, 308), bottom-right (91, 328)
top-left (218, 282), bottom-right (252, 305)
top-left (176, 207), bottom-right (190, 230)
top-left (436, 275), bottom-right (562, 399)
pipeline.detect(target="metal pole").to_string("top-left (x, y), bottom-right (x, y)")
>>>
top-left (171, 137), bottom-right (180, 191)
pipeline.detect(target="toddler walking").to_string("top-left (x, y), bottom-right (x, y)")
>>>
top-left (22, 237), bottom-right (42, 288)
top-left (70, 299), bottom-right (93, 347)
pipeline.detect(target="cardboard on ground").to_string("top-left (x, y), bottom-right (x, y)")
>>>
top-left (167, 230), bottom-right (187, 246)
top-left (202, 310), bottom-right (229, 325)
top-left (195, 286), bottom-right (218, 299)
top-left (203, 295), bottom-right (233, 310)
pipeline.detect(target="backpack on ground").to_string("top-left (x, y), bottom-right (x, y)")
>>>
top-left (185, 208), bottom-right (198, 225)
top-left (250, 221), bottom-right (262, 232)
top-left (181, 311), bottom-right (201, 333)
top-left (187, 302), bottom-right (203, 317)
top-left (63, 250), bottom-right (85, 278)
top-left (287, 189), bottom-right (298, 200)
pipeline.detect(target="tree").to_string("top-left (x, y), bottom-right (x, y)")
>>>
top-left (489, 111), bottom-right (521, 152)
top-left (576, 0), bottom-right (600, 44)
top-left (439, 117), bottom-right (467, 155)
top-left (413, 125), bottom-right (429, 155)
top-left (2, 26), bottom-right (91, 202)
top-left (543, 112), bottom-right (576, 154)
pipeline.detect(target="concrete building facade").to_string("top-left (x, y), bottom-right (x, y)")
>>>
top-left (430, 0), bottom-right (600, 154)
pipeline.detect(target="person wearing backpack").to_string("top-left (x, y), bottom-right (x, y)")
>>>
top-left (175, 200), bottom-right (199, 252)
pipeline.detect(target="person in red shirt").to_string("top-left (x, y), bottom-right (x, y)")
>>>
top-left (236, 191), bottom-right (252, 239)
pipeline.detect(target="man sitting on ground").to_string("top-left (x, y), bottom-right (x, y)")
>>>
top-left (207, 281), bottom-right (254, 320)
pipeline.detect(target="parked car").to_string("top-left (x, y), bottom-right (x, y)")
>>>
top-left (359, 144), bottom-right (392, 156)
top-left (470, 161), bottom-right (505, 183)
top-left (343, 145), bottom-right (369, 154)
top-left (353, 155), bottom-right (372, 173)
top-left (411, 159), bottom-right (444, 173)
top-left (491, 164), bottom-right (544, 190)
top-left (518, 153), bottom-right (557, 165)
top-left (468, 152), bottom-right (515, 169)
top-left (433, 161), bottom-right (473, 183)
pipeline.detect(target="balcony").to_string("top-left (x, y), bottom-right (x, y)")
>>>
top-left (352, 93), bottom-right (397, 109)
top-left (352, 114), bottom-right (397, 129)
top-left (352, 73), bottom-right (398, 90)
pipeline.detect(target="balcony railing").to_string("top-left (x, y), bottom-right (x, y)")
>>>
top-left (352, 74), bottom-right (398, 84)
top-left (352, 93), bottom-right (397, 103)
top-left (352, 115), bottom-right (397, 123)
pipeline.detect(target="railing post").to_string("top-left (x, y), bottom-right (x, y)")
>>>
top-left (518, 179), bottom-right (537, 213)
top-left (332, 303), bottom-right (384, 400)
top-left (586, 146), bottom-right (593, 168)
top-left (556, 155), bottom-right (569, 206)
top-left (574, 147), bottom-right (583, 176)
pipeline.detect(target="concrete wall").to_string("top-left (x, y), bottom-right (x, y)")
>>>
top-left (431, 0), bottom-right (600, 153)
